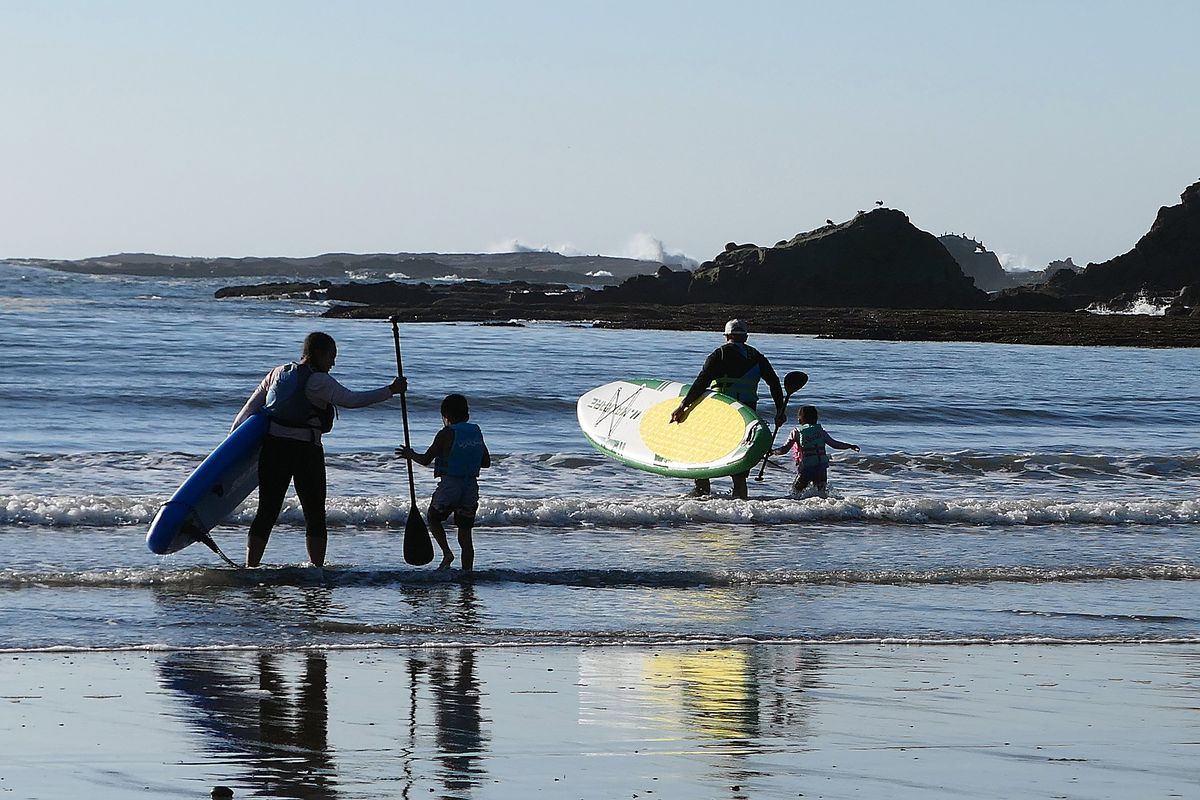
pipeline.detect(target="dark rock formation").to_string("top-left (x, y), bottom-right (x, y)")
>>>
top-left (1165, 285), bottom-right (1200, 317)
top-left (582, 264), bottom-right (694, 305)
top-left (1044, 258), bottom-right (1079, 279)
top-left (689, 210), bottom-right (985, 308)
top-left (206, 194), bottom-right (1200, 346)
top-left (994, 181), bottom-right (1200, 310)
top-left (1066, 181), bottom-right (1200, 298)
top-left (584, 209), bottom-right (986, 310)
top-left (214, 280), bottom-right (330, 298)
top-left (215, 265), bottom-right (1200, 348)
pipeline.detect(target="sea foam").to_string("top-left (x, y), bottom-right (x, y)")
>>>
top-left (3, 493), bottom-right (1198, 529)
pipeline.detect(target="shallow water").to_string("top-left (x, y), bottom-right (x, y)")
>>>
top-left (2, 261), bottom-right (1199, 652)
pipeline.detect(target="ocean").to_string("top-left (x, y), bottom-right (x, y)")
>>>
top-left (2, 261), bottom-right (1199, 798)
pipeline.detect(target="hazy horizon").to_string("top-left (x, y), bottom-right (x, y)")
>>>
top-left (3, 1), bottom-right (1198, 269)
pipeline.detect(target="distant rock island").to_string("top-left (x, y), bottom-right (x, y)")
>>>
top-left (12, 250), bottom-right (659, 286)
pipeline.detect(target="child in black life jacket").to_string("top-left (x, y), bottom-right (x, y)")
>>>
top-left (773, 405), bottom-right (858, 497)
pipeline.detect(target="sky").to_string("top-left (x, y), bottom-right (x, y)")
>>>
top-left (2, 1), bottom-right (1198, 269)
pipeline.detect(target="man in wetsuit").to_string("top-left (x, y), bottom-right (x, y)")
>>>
top-left (669, 319), bottom-right (786, 500)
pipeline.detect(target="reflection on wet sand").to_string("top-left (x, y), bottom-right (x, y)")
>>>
top-left (159, 651), bottom-right (336, 799)
top-left (398, 582), bottom-right (489, 797)
top-left (580, 645), bottom-right (819, 796)
top-left (404, 648), bottom-right (488, 796)
top-left (161, 584), bottom-right (489, 799)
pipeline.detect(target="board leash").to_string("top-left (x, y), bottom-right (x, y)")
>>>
top-left (198, 533), bottom-right (241, 569)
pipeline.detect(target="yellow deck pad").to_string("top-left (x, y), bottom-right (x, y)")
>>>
top-left (639, 396), bottom-right (745, 464)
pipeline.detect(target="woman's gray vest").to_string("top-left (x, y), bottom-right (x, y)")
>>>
top-left (264, 363), bottom-right (333, 432)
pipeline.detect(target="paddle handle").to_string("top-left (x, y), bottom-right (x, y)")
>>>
top-left (391, 319), bottom-right (419, 505)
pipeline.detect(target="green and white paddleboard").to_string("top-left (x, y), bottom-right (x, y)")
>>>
top-left (576, 378), bottom-right (771, 479)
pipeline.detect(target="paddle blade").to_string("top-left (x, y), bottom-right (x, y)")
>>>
top-left (402, 506), bottom-right (434, 566)
top-left (784, 371), bottom-right (808, 395)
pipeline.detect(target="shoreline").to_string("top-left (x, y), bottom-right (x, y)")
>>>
top-left (4, 643), bottom-right (1198, 799)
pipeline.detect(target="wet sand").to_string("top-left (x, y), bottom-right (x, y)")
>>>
top-left (3, 645), bottom-right (1198, 799)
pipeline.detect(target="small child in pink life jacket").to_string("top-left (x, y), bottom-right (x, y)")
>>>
top-left (772, 405), bottom-right (859, 497)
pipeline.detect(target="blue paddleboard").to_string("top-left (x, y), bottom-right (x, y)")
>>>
top-left (147, 413), bottom-right (269, 555)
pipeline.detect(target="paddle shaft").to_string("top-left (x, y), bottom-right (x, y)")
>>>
top-left (755, 402), bottom-right (793, 481)
top-left (391, 320), bottom-right (419, 505)
top-left (755, 371), bottom-right (808, 481)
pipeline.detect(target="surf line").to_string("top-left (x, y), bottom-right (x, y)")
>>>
top-left (591, 385), bottom-right (645, 436)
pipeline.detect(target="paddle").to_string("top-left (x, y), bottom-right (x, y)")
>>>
top-left (391, 317), bottom-right (434, 566)
top-left (754, 370), bottom-right (809, 481)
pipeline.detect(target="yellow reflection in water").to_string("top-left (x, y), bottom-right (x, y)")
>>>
top-left (644, 648), bottom-right (757, 740)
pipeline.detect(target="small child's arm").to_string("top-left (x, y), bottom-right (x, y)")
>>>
top-left (480, 437), bottom-right (491, 469)
top-left (823, 431), bottom-right (860, 452)
top-left (397, 427), bottom-right (453, 467)
top-left (771, 430), bottom-right (797, 457)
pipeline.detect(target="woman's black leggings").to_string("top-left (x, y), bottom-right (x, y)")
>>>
top-left (249, 435), bottom-right (327, 544)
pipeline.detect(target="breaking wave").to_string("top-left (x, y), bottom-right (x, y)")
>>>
top-left (4, 449), bottom-right (1199, 479)
top-left (4, 492), bottom-right (1199, 529)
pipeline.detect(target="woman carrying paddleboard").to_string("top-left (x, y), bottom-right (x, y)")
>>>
top-left (670, 319), bottom-right (787, 500)
top-left (231, 332), bottom-right (405, 568)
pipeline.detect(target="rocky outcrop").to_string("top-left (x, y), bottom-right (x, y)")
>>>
top-left (584, 209), bottom-right (987, 309)
top-left (214, 280), bottom-right (331, 298)
top-left (1165, 285), bottom-right (1200, 317)
top-left (691, 210), bottom-right (986, 308)
top-left (583, 264), bottom-right (694, 304)
top-left (992, 181), bottom-right (1200, 310)
top-left (1067, 181), bottom-right (1200, 298)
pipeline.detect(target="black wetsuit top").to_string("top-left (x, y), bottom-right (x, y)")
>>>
top-left (679, 341), bottom-right (785, 413)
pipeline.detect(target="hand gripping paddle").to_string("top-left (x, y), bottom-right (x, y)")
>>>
top-left (391, 317), bottom-right (434, 566)
top-left (755, 370), bottom-right (809, 481)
